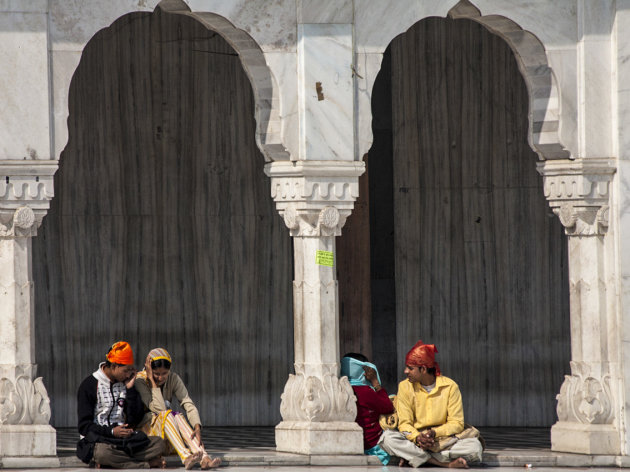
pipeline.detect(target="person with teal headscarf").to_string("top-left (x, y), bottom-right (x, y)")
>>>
top-left (341, 353), bottom-right (394, 465)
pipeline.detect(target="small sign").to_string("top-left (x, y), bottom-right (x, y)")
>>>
top-left (315, 250), bottom-right (334, 267)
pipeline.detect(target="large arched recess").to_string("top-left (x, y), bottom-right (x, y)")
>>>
top-left (342, 13), bottom-right (571, 426)
top-left (32, 5), bottom-right (292, 427)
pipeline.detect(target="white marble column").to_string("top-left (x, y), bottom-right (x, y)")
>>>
top-left (538, 158), bottom-right (621, 454)
top-left (0, 161), bottom-right (58, 467)
top-left (266, 160), bottom-right (365, 455)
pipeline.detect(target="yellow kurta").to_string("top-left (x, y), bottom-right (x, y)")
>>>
top-left (396, 376), bottom-right (464, 442)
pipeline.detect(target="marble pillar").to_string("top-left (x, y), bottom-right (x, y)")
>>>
top-left (538, 158), bottom-right (621, 454)
top-left (266, 160), bottom-right (365, 455)
top-left (0, 160), bottom-right (58, 467)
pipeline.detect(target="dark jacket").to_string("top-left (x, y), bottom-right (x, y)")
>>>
top-left (76, 366), bottom-right (144, 438)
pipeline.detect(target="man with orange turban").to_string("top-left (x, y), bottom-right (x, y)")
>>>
top-left (378, 340), bottom-right (483, 468)
top-left (76, 341), bottom-right (165, 468)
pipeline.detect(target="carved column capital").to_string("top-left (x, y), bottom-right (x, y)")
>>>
top-left (0, 160), bottom-right (57, 238)
top-left (536, 158), bottom-right (616, 236)
top-left (264, 160), bottom-right (365, 237)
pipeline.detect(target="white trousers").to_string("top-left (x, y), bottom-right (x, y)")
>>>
top-left (378, 429), bottom-right (483, 468)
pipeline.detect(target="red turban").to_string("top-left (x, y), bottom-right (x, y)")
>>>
top-left (405, 340), bottom-right (441, 376)
top-left (106, 341), bottom-right (134, 365)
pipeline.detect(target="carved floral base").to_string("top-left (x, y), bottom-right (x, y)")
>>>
top-left (0, 375), bottom-right (52, 425)
top-left (276, 373), bottom-right (363, 454)
top-left (0, 375), bottom-right (57, 462)
top-left (276, 420), bottom-right (363, 455)
top-left (551, 361), bottom-right (621, 454)
top-left (279, 373), bottom-right (357, 422)
top-left (551, 421), bottom-right (620, 455)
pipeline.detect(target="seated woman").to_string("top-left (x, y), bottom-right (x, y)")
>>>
top-left (341, 353), bottom-right (394, 465)
top-left (135, 348), bottom-right (221, 470)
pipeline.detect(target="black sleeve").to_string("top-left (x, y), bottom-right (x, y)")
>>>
top-left (124, 386), bottom-right (144, 427)
top-left (77, 376), bottom-right (113, 438)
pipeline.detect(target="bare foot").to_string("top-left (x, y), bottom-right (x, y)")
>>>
top-left (399, 458), bottom-right (410, 467)
top-left (148, 456), bottom-right (167, 469)
top-left (427, 457), bottom-right (469, 469)
top-left (201, 455), bottom-right (222, 469)
top-left (448, 458), bottom-right (468, 469)
top-left (184, 451), bottom-right (203, 470)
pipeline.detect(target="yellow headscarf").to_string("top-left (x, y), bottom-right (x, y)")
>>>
top-left (148, 347), bottom-right (172, 363)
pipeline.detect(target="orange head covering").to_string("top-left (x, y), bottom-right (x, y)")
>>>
top-left (405, 340), bottom-right (441, 376)
top-left (106, 341), bottom-right (134, 366)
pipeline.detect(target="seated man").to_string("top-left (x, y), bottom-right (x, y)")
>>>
top-left (76, 341), bottom-right (165, 469)
top-left (379, 340), bottom-right (482, 468)
top-left (341, 353), bottom-right (394, 464)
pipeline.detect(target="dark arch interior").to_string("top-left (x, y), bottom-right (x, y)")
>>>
top-left (33, 7), bottom-right (292, 427)
top-left (339, 17), bottom-right (570, 426)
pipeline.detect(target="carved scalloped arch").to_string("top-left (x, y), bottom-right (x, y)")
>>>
top-left (447, 0), bottom-right (569, 160)
top-left (361, 0), bottom-right (569, 162)
top-left (158, 0), bottom-right (287, 161)
top-left (62, 0), bottom-right (287, 163)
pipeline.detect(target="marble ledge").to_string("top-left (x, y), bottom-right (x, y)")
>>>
top-left (57, 449), bottom-right (630, 468)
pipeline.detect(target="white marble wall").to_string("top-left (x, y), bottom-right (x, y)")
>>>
top-left (0, 1), bottom-right (50, 160)
top-left (298, 24), bottom-right (353, 160)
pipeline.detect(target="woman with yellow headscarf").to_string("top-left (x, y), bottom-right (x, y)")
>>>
top-left (135, 348), bottom-right (221, 470)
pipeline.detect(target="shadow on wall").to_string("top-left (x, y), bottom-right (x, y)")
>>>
top-left (33, 7), bottom-right (293, 428)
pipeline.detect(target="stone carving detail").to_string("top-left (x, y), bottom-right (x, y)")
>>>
top-left (270, 179), bottom-right (358, 203)
top-left (552, 203), bottom-right (609, 236)
top-left (318, 206), bottom-right (340, 229)
top-left (278, 206), bottom-right (350, 237)
top-left (0, 180), bottom-right (54, 203)
top-left (283, 204), bottom-right (299, 230)
top-left (0, 206), bottom-right (44, 238)
top-left (279, 373), bottom-right (357, 422)
top-left (556, 361), bottom-right (614, 424)
top-left (0, 376), bottom-right (52, 425)
top-left (265, 161), bottom-right (365, 237)
top-left (0, 162), bottom-right (57, 238)
top-left (13, 206), bottom-right (36, 229)
top-left (537, 158), bottom-right (616, 236)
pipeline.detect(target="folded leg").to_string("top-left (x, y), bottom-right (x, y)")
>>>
top-left (379, 429), bottom-right (431, 468)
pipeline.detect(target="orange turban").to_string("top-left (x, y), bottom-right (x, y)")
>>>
top-left (106, 341), bottom-right (134, 365)
top-left (405, 340), bottom-right (441, 376)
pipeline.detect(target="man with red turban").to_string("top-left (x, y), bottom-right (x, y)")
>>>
top-left (76, 341), bottom-right (165, 468)
top-left (378, 340), bottom-right (483, 468)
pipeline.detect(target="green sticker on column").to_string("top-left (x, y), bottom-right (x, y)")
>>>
top-left (315, 250), bottom-right (334, 267)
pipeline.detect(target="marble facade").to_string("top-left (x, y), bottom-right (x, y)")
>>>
top-left (0, 0), bottom-right (628, 460)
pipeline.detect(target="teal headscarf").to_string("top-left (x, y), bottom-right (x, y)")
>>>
top-left (340, 356), bottom-right (382, 387)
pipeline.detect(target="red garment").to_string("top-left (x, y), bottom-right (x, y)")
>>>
top-left (352, 385), bottom-right (394, 449)
top-left (404, 340), bottom-right (441, 376)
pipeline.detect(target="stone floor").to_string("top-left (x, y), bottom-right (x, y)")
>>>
top-left (39, 426), bottom-right (628, 469)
